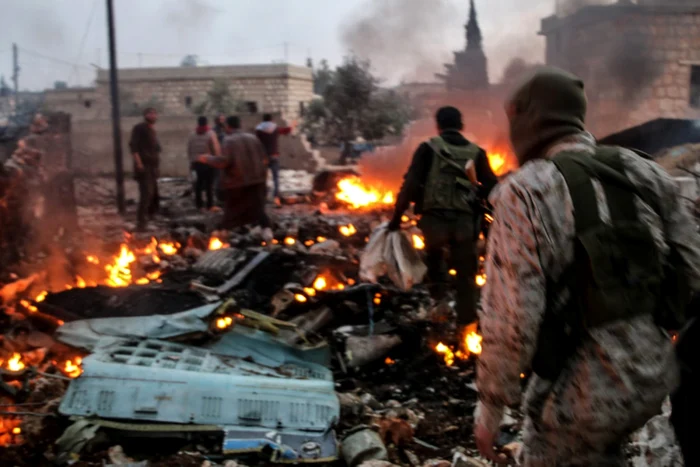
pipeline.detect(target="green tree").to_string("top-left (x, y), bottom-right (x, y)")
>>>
top-left (302, 56), bottom-right (411, 144)
top-left (0, 76), bottom-right (10, 97)
top-left (193, 79), bottom-right (245, 115)
top-left (180, 54), bottom-right (199, 67)
top-left (312, 59), bottom-right (334, 96)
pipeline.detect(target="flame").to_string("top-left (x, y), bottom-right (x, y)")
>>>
top-left (105, 244), bottom-right (136, 287)
top-left (11, 427), bottom-right (21, 435)
top-left (385, 357), bottom-right (396, 365)
top-left (19, 300), bottom-right (38, 313)
top-left (316, 236), bottom-right (327, 243)
top-left (3, 353), bottom-right (25, 372)
top-left (476, 274), bottom-right (487, 287)
top-left (158, 242), bottom-right (179, 256)
top-left (63, 357), bottom-right (83, 378)
top-left (35, 291), bottom-right (47, 302)
top-left (339, 224), bottom-right (357, 237)
top-left (216, 316), bottom-right (234, 330)
top-left (294, 294), bottom-right (307, 303)
top-left (76, 276), bottom-right (87, 288)
top-left (435, 343), bottom-right (455, 366)
top-left (284, 237), bottom-right (296, 246)
top-left (449, 269), bottom-right (457, 276)
top-left (208, 237), bottom-right (229, 250)
top-left (304, 240), bottom-right (315, 247)
top-left (336, 176), bottom-right (395, 210)
top-left (313, 276), bottom-right (328, 290)
top-left (304, 287), bottom-right (316, 297)
top-left (401, 215), bottom-right (409, 223)
top-left (412, 234), bottom-right (425, 250)
top-left (465, 331), bottom-right (483, 355)
top-left (86, 255), bottom-right (100, 265)
top-left (146, 271), bottom-right (161, 281)
top-left (484, 213), bottom-right (494, 223)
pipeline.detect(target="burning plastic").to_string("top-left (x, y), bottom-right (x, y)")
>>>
top-left (335, 176), bottom-right (394, 210)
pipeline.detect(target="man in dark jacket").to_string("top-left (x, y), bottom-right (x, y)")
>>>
top-left (255, 113), bottom-right (292, 203)
top-left (198, 116), bottom-right (272, 236)
top-left (129, 107), bottom-right (161, 231)
top-left (389, 106), bottom-right (498, 326)
top-left (187, 116), bottom-right (221, 210)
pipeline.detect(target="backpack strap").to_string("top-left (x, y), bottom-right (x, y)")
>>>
top-left (426, 138), bottom-right (473, 190)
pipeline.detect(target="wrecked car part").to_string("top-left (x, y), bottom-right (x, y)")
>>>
top-left (222, 427), bottom-right (337, 463)
top-left (193, 248), bottom-right (247, 280)
top-left (341, 426), bottom-right (388, 467)
top-left (344, 335), bottom-right (402, 368)
top-left (216, 251), bottom-right (270, 295)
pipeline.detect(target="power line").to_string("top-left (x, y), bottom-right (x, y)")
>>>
top-left (18, 47), bottom-right (93, 71)
top-left (69, 0), bottom-right (100, 84)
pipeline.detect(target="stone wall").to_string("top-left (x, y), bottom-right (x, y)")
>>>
top-left (43, 64), bottom-right (314, 123)
top-left (71, 114), bottom-right (315, 177)
top-left (541, 3), bottom-right (700, 136)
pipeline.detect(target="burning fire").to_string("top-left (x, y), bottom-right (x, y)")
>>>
top-left (62, 357), bottom-right (83, 378)
top-left (476, 273), bottom-right (487, 287)
top-left (208, 237), bottom-right (229, 250)
top-left (339, 224), bottom-right (357, 237)
top-left (105, 244), bottom-right (136, 287)
top-left (412, 234), bottom-right (425, 250)
top-left (313, 276), bottom-right (328, 291)
top-left (336, 177), bottom-right (394, 210)
top-left (434, 324), bottom-right (483, 366)
top-left (465, 331), bottom-right (483, 355)
top-left (486, 150), bottom-right (517, 176)
top-left (1, 353), bottom-right (26, 372)
top-left (216, 316), bottom-right (234, 330)
top-left (385, 357), bottom-right (396, 365)
top-left (284, 237), bottom-right (296, 246)
top-left (435, 343), bottom-right (456, 366)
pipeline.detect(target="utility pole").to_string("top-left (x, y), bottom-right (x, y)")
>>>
top-left (11, 43), bottom-right (19, 110)
top-left (106, 0), bottom-right (125, 214)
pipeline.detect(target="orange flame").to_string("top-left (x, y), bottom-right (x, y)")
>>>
top-left (465, 331), bottom-right (483, 355)
top-left (284, 237), bottom-right (296, 246)
top-left (158, 242), bottom-right (179, 256)
top-left (1, 353), bottom-right (26, 372)
top-left (412, 234), bottom-right (425, 250)
top-left (339, 224), bottom-right (357, 237)
top-left (216, 316), bottom-right (233, 330)
top-left (476, 273), bottom-right (487, 287)
top-left (105, 244), bottom-right (136, 287)
top-left (35, 291), bottom-right (47, 302)
top-left (86, 255), bottom-right (100, 265)
top-left (63, 357), bottom-right (83, 378)
top-left (313, 276), bottom-right (328, 291)
top-left (336, 176), bottom-right (395, 210)
top-left (208, 237), bottom-right (229, 250)
top-left (435, 343), bottom-right (455, 366)
top-left (487, 150), bottom-right (517, 176)
top-left (385, 357), bottom-right (396, 365)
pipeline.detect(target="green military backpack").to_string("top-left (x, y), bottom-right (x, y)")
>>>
top-left (422, 136), bottom-right (481, 213)
top-left (532, 146), bottom-right (690, 381)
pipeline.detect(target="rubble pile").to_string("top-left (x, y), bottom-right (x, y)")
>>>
top-left (0, 174), bottom-right (497, 467)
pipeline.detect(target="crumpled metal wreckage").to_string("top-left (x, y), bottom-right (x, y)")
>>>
top-left (56, 302), bottom-right (340, 463)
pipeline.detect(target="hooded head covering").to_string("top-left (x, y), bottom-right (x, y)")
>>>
top-left (507, 66), bottom-right (587, 165)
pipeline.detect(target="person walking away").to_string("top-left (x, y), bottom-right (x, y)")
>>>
top-left (197, 116), bottom-right (272, 237)
top-left (388, 106), bottom-right (498, 327)
top-left (474, 67), bottom-right (700, 466)
top-left (187, 116), bottom-right (221, 210)
top-left (255, 113), bottom-right (292, 205)
top-left (129, 107), bottom-right (162, 231)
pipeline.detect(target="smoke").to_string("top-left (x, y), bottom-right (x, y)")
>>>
top-left (605, 32), bottom-right (662, 102)
top-left (340, 0), bottom-right (460, 84)
top-left (162, 0), bottom-right (223, 52)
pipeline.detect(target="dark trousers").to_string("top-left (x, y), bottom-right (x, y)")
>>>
top-left (269, 158), bottom-right (280, 199)
top-left (420, 212), bottom-right (478, 325)
top-left (221, 183), bottom-right (271, 230)
top-left (671, 313), bottom-right (700, 466)
top-left (136, 168), bottom-right (159, 228)
top-left (192, 162), bottom-right (216, 209)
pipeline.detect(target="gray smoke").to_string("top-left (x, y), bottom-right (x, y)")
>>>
top-left (162, 0), bottom-right (223, 51)
top-left (340, 0), bottom-right (459, 84)
top-left (605, 32), bottom-right (662, 102)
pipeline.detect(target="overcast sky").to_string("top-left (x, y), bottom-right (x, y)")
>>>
top-left (0, 0), bottom-right (556, 92)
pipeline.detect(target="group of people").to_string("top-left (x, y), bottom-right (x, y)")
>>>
top-left (128, 66), bottom-right (700, 466)
top-left (128, 109), bottom-right (290, 233)
top-left (389, 68), bottom-right (700, 466)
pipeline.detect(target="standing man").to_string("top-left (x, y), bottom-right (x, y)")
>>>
top-left (255, 113), bottom-right (292, 205)
top-left (198, 116), bottom-right (272, 235)
top-left (129, 107), bottom-right (161, 231)
top-left (213, 113), bottom-right (227, 145)
top-left (474, 67), bottom-right (700, 466)
top-left (388, 106), bottom-right (498, 327)
top-left (187, 116), bottom-right (221, 210)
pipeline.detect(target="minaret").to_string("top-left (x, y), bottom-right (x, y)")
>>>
top-left (466, 0), bottom-right (483, 52)
top-left (438, 0), bottom-right (489, 90)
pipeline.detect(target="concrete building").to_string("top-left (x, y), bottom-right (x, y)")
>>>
top-left (540, 0), bottom-right (700, 136)
top-left (43, 63), bottom-right (314, 122)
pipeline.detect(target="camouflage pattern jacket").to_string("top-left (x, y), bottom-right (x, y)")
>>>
top-left (475, 132), bottom-right (700, 464)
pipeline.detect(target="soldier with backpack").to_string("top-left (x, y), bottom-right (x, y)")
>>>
top-left (474, 67), bottom-right (700, 466)
top-left (388, 106), bottom-right (498, 327)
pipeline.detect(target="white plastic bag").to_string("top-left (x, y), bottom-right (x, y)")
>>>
top-left (360, 223), bottom-right (427, 291)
